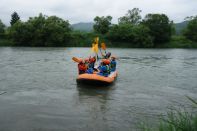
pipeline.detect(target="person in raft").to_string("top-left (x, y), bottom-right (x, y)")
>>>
top-left (97, 59), bottom-right (110, 77)
top-left (110, 56), bottom-right (116, 72)
top-left (84, 58), bottom-right (90, 69)
top-left (83, 58), bottom-right (93, 74)
top-left (78, 60), bottom-right (87, 74)
top-left (104, 52), bottom-right (111, 59)
top-left (88, 56), bottom-right (96, 69)
top-left (89, 56), bottom-right (98, 72)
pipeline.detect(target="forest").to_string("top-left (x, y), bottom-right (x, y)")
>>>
top-left (0, 8), bottom-right (197, 48)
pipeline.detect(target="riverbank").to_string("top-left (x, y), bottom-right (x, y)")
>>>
top-left (0, 39), bottom-right (13, 46)
top-left (0, 35), bottom-right (197, 48)
top-left (141, 96), bottom-right (197, 131)
top-left (156, 36), bottom-right (197, 48)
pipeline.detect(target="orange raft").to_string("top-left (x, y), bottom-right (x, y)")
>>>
top-left (77, 71), bottom-right (118, 85)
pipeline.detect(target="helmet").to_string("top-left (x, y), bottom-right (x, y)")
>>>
top-left (90, 57), bottom-right (96, 63)
top-left (102, 59), bottom-right (110, 65)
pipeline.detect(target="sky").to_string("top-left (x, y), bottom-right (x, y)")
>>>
top-left (0, 0), bottom-right (197, 25)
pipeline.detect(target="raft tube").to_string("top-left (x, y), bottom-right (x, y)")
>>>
top-left (77, 71), bottom-right (118, 85)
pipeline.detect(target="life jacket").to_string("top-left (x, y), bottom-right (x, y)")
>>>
top-left (110, 60), bottom-right (116, 71)
top-left (89, 57), bottom-right (96, 68)
top-left (106, 65), bottom-right (110, 74)
top-left (78, 63), bottom-right (87, 74)
top-left (99, 65), bottom-right (108, 77)
top-left (86, 68), bottom-right (93, 74)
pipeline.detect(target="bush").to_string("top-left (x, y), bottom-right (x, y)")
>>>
top-left (183, 16), bottom-right (197, 42)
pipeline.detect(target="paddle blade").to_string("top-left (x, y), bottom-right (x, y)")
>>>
top-left (91, 37), bottom-right (99, 53)
top-left (101, 43), bottom-right (106, 50)
top-left (72, 57), bottom-right (81, 63)
top-left (95, 37), bottom-right (99, 45)
top-left (94, 43), bottom-right (99, 53)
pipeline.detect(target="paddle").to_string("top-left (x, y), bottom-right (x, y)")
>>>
top-left (99, 48), bottom-right (104, 57)
top-left (72, 57), bottom-right (81, 63)
top-left (101, 42), bottom-right (107, 54)
top-left (92, 37), bottom-right (99, 61)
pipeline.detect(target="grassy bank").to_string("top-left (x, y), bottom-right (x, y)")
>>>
top-left (156, 36), bottom-right (197, 48)
top-left (108, 36), bottom-right (197, 48)
top-left (141, 97), bottom-right (197, 131)
top-left (0, 35), bottom-right (197, 48)
top-left (0, 39), bottom-right (13, 46)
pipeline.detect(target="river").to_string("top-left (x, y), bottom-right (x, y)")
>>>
top-left (0, 47), bottom-right (197, 131)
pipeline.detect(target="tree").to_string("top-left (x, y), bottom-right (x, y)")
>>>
top-left (93, 16), bottom-right (112, 34)
top-left (183, 16), bottom-right (197, 42)
top-left (142, 14), bottom-right (173, 45)
top-left (8, 13), bottom-right (72, 46)
top-left (42, 15), bottom-right (72, 46)
top-left (10, 12), bottom-right (20, 26)
top-left (118, 8), bottom-right (142, 25)
top-left (8, 21), bottom-right (30, 46)
top-left (107, 24), bottom-right (153, 47)
top-left (0, 19), bottom-right (5, 35)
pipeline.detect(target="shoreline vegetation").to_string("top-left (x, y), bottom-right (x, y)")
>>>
top-left (141, 96), bottom-right (197, 131)
top-left (0, 9), bottom-right (197, 48)
top-left (1, 35), bottom-right (197, 48)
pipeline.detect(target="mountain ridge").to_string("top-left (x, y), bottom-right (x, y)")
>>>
top-left (71, 22), bottom-right (94, 32)
top-left (71, 21), bottom-right (188, 34)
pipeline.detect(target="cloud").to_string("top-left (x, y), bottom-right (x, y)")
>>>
top-left (0, 0), bottom-right (196, 25)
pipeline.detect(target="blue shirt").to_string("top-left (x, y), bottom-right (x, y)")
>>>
top-left (110, 60), bottom-right (116, 72)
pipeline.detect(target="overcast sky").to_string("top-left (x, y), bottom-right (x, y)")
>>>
top-left (0, 0), bottom-right (197, 25)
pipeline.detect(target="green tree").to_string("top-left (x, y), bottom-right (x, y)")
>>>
top-left (8, 13), bottom-right (72, 46)
top-left (142, 14), bottom-right (172, 45)
top-left (183, 16), bottom-right (197, 42)
top-left (118, 8), bottom-right (142, 25)
top-left (10, 12), bottom-right (20, 26)
top-left (107, 24), bottom-right (153, 47)
top-left (93, 16), bottom-right (112, 34)
top-left (0, 19), bottom-right (5, 36)
top-left (42, 15), bottom-right (72, 46)
top-left (8, 21), bottom-right (31, 46)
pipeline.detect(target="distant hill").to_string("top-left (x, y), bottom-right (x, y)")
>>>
top-left (71, 21), bottom-right (189, 35)
top-left (174, 21), bottom-right (188, 35)
top-left (71, 22), bottom-right (94, 32)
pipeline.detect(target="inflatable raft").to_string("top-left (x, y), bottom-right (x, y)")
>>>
top-left (77, 71), bottom-right (118, 85)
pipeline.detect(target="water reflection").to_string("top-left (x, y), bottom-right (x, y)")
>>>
top-left (75, 84), bottom-right (117, 130)
top-left (76, 83), bottom-right (114, 103)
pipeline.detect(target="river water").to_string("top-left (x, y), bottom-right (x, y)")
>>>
top-left (0, 47), bottom-right (197, 131)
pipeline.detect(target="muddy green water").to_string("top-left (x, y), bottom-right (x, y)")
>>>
top-left (0, 47), bottom-right (197, 131)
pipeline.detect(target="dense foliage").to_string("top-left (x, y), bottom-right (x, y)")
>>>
top-left (0, 9), bottom-right (196, 47)
top-left (183, 16), bottom-right (197, 42)
top-left (0, 20), bottom-right (5, 36)
top-left (10, 12), bottom-right (20, 26)
top-left (93, 16), bottom-right (112, 34)
top-left (142, 14), bottom-right (173, 46)
top-left (8, 14), bottom-right (72, 46)
top-left (107, 24), bottom-right (153, 47)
